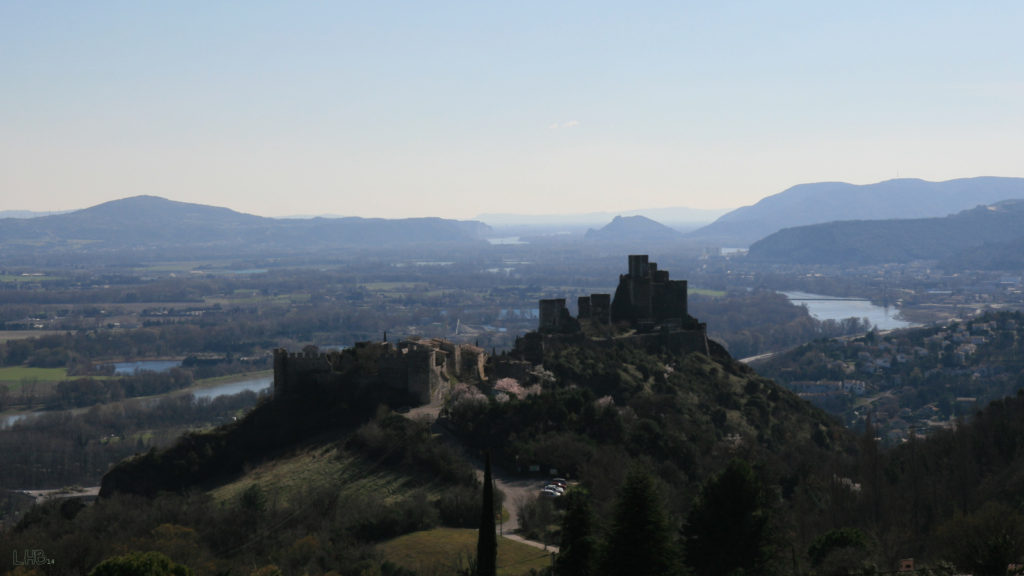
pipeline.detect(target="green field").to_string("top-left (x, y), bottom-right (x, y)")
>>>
top-left (0, 366), bottom-right (68, 387)
top-left (378, 527), bottom-right (554, 576)
top-left (690, 287), bottom-right (727, 297)
top-left (0, 330), bottom-right (68, 343)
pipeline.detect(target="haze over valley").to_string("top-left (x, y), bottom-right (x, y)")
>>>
top-left (5, 2), bottom-right (1024, 574)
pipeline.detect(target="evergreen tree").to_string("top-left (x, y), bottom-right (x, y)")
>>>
top-left (476, 451), bottom-right (497, 576)
top-left (555, 488), bottom-right (598, 576)
top-left (685, 459), bottom-right (775, 576)
top-left (89, 550), bottom-right (191, 576)
top-left (601, 467), bottom-right (680, 576)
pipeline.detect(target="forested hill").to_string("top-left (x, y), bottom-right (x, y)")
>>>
top-left (0, 195), bottom-right (491, 262)
top-left (90, 327), bottom-right (857, 571)
top-left (583, 214), bottom-right (685, 244)
top-left (747, 199), bottom-right (1024, 266)
top-left (16, 323), bottom-right (1024, 573)
top-left (98, 329), bottom-right (854, 502)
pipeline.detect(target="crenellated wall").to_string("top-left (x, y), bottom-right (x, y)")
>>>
top-left (273, 338), bottom-right (487, 406)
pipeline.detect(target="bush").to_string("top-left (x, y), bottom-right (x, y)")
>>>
top-left (436, 484), bottom-right (481, 528)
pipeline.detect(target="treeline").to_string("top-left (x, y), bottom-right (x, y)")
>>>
top-left (0, 390), bottom-right (260, 493)
top-left (0, 327), bottom-right (274, 370)
top-left (799, 390), bottom-right (1024, 576)
top-left (4, 411), bottom-right (485, 575)
top-left (50, 369), bottom-right (195, 410)
top-left (691, 290), bottom-right (871, 359)
top-left (0, 368), bottom-right (243, 413)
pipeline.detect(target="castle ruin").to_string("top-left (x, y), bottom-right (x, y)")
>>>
top-left (536, 254), bottom-right (709, 355)
top-left (273, 338), bottom-right (486, 406)
top-left (272, 255), bottom-right (711, 410)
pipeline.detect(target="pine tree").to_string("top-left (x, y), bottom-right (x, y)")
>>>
top-left (476, 451), bottom-right (497, 576)
top-left (685, 459), bottom-right (775, 576)
top-left (555, 488), bottom-right (597, 576)
top-left (601, 467), bottom-right (680, 576)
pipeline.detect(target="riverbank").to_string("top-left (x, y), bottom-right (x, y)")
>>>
top-left (782, 291), bottom-right (916, 331)
top-left (1, 370), bottom-right (273, 428)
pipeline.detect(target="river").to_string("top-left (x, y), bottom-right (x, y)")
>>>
top-left (782, 291), bottom-right (916, 331)
top-left (1, 372), bottom-right (272, 429)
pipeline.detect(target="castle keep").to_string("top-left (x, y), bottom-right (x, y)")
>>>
top-left (611, 254), bottom-right (688, 326)
top-left (536, 254), bottom-right (709, 356)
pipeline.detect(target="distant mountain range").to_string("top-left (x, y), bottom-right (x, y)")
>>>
top-left (747, 199), bottom-right (1024, 267)
top-left (0, 209), bottom-right (71, 219)
top-left (0, 195), bottom-right (491, 263)
top-left (688, 177), bottom-right (1024, 247)
top-left (477, 206), bottom-right (730, 229)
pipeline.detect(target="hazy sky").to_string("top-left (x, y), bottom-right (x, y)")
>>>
top-left (2, 2), bottom-right (1023, 219)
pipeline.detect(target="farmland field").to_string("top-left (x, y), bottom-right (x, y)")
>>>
top-left (0, 366), bottom-right (67, 388)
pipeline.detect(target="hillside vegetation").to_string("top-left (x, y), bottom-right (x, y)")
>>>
top-left (10, 322), bottom-right (1024, 574)
top-left (757, 310), bottom-right (1024, 442)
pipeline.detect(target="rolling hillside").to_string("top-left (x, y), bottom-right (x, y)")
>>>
top-left (747, 199), bottom-right (1024, 266)
top-left (0, 195), bottom-right (491, 262)
top-left (688, 176), bottom-right (1024, 247)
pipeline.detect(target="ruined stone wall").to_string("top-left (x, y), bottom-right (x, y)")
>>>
top-left (577, 296), bottom-right (592, 319)
top-left (590, 293), bottom-right (611, 324)
top-left (273, 348), bottom-right (335, 397)
top-left (402, 347), bottom-right (440, 405)
top-left (459, 344), bottom-right (487, 382)
top-left (539, 298), bottom-right (567, 332)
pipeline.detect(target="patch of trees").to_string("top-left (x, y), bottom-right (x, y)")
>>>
top-left (0, 390), bottom-right (260, 494)
top-left (49, 369), bottom-right (195, 410)
top-left (784, 390), bottom-right (1024, 575)
top-left (5, 410), bottom-right (488, 575)
top-left (446, 338), bottom-right (852, 569)
top-left (691, 290), bottom-right (871, 359)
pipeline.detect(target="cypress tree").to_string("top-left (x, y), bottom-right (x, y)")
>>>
top-left (477, 451), bottom-right (497, 576)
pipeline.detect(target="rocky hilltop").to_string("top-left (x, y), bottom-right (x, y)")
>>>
top-left (101, 255), bottom-right (850, 503)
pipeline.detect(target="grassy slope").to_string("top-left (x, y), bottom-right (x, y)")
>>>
top-left (207, 440), bottom-right (428, 508)
top-left (378, 527), bottom-right (554, 576)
